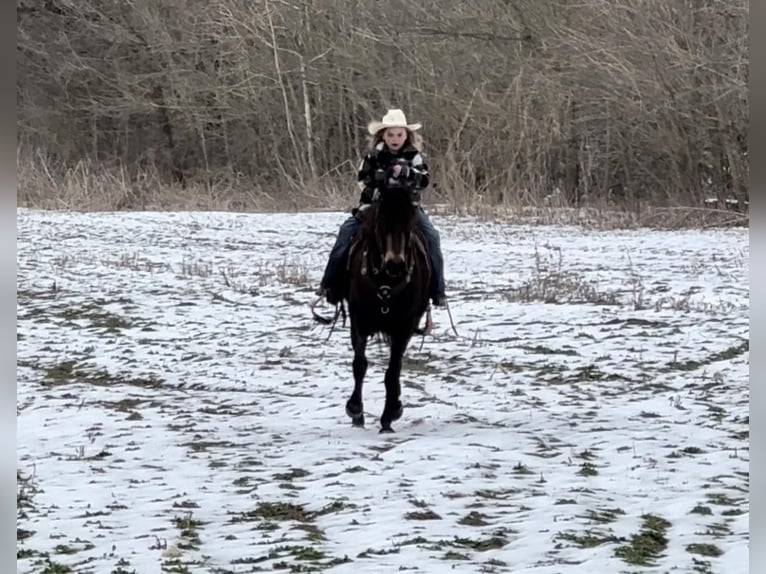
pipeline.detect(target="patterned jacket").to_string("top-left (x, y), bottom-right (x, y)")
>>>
top-left (357, 141), bottom-right (430, 205)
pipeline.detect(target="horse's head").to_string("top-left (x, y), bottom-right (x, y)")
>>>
top-left (374, 180), bottom-right (418, 279)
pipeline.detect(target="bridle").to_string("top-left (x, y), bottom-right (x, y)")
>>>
top-left (359, 228), bottom-right (425, 316)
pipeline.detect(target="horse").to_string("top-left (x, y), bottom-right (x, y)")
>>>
top-left (342, 180), bottom-right (432, 433)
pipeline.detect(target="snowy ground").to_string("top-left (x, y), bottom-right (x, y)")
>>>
top-left (17, 208), bottom-right (749, 574)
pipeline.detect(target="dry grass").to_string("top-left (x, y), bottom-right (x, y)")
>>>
top-left (428, 200), bottom-right (748, 230)
top-left (505, 246), bottom-right (620, 305)
top-left (17, 150), bottom-right (747, 231)
top-left (17, 150), bottom-right (356, 213)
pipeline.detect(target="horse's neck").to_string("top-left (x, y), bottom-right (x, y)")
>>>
top-left (377, 194), bottom-right (413, 231)
top-left (375, 207), bottom-right (411, 243)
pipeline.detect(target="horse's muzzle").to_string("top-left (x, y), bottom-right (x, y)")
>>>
top-left (384, 258), bottom-right (406, 278)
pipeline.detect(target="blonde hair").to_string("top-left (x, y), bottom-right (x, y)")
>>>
top-left (369, 128), bottom-right (423, 151)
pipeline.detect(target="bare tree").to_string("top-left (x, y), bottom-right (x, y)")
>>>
top-left (17, 0), bottom-right (748, 211)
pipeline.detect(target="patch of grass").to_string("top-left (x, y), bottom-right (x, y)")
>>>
top-left (292, 523), bottom-right (326, 541)
top-left (17, 548), bottom-right (37, 559)
top-left (451, 535), bottom-right (508, 551)
top-left (401, 355), bottom-right (439, 374)
top-left (474, 488), bottom-right (521, 499)
top-left (721, 508), bottom-right (745, 516)
top-left (110, 558), bottom-right (138, 574)
top-left (357, 547), bottom-right (401, 558)
top-left (706, 492), bottom-right (744, 506)
top-left (260, 544), bottom-right (351, 571)
top-left (18, 527), bottom-right (35, 541)
top-left (181, 260), bottom-right (214, 278)
top-left (572, 365), bottom-right (627, 383)
top-left (442, 550), bottom-right (470, 560)
top-left (39, 559), bottom-right (74, 574)
top-left (273, 468), bottom-right (310, 481)
top-left (232, 476), bottom-right (251, 487)
top-left (690, 504), bottom-right (713, 515)
top-left (512, 462), bottom-right (534, 475)
top-left (691, 557), bottom-right (715, 574)
top-left (605, 317), bottom-right (671, 328)
top-left (286, 545), bottom-right (325, 560)
top-left (576, 449), bottom-right (598, 460)
top-left (313, 500), bottom-right (354, 517)
top-left (233, 501), bottom-right (312, 523)
top-left (518, 344), bottom-right (579, 356)
top-left (160, 559), bottom-right (191, 573)
top-left (582, 507), bottom-right (626, 524)
top-left (686, 543), bottom-right (723, 557)
top-left (275, 259), bottom-right (311, 286)
top-left (614, 514), bottom-right (671, 566)
top-left (505, 247), bottom-right (620, 306)
top-left (406, 531), bottom-right (510, 553)
top-left (172, 512), bottom-right (203, 550)
top-left (172, 500), bottom-right (200, 509)
top-left (556, 529), bottom-right (621, 548)
top-left (699, 522), bottom-right (732, 538)
top-left (35, 299), bottom-right (139, 332)
top-left (183, 439), bottom-right (237, 453)
top-left (398, 536), bottom-right (430, 546)
top-left (665, 340), bottom-right (749, 372)
top-left (230, 499), bottom-right (352, 525)
top-left (404, 509), bottom-right (441, 520)
top-left (577, 462), bottom-right (599, 476)
top-left (458, 511), bottom-right (490, 526)
top-left (41, 361), bottom-right (164, 389)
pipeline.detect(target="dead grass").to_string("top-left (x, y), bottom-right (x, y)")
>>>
top-left (505, 245), bottom-right (620, 305)
top-left (17, 150), bottom-right (355, 213)
top-left (428, 201), bottom-right (748, 230)
top-left (18, 151), bottom-right (748, 231)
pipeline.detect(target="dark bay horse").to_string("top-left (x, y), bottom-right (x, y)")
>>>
top-left (344, 183), bottom-right (431, 432)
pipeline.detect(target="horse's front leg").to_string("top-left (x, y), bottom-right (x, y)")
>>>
top-left (380, 334), bottom-right (409, 433)
top-left (346, 325), bottom-right (367, 427)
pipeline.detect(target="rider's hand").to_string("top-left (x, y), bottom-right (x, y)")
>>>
top-left (391, 164), bottom-right (410, 179)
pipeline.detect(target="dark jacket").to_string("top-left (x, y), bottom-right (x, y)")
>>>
top-left (356, 141), bottom-right (430, 205)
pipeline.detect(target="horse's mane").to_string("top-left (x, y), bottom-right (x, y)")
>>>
top-left (359, 185), bottom-right (419, 241)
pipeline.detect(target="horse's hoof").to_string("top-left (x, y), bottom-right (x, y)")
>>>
top-left (379, 426), bottom-right (395, 434)
top-left (346, 401), bottom-right (364, 427)
top-left (345, 401), bottom-right (363, 418)
top-left (351, 414), bottom-right (365, 428)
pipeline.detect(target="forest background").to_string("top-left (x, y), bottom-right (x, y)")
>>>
top-left (16, 0), bottom-right (749, 222)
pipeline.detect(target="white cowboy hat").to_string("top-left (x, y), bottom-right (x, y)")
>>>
top-left (367, 109), bottom-right (422, 135)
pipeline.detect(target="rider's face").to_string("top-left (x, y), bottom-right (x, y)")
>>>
top-left (383, 128), bottom-right (407, 151)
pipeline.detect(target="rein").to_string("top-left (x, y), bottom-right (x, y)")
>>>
top-left (311, 190), bottom-right (437, 338)
top-left (310, 296), bottom-right (346, 339)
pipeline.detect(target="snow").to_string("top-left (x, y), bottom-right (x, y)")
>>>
top-left (17, 208), bottom-right (749, 573)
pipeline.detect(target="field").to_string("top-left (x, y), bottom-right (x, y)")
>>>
top-left (17, 208), bottom-right (749, 573)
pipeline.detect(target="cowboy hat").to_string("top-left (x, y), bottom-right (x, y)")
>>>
top-left (367, 109), bottom-right (422, 135)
